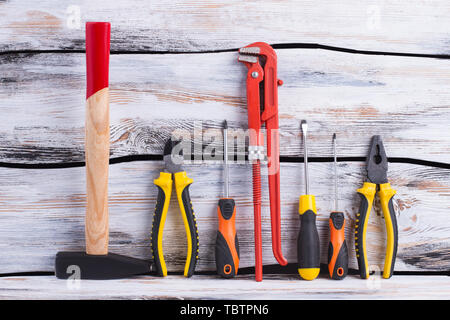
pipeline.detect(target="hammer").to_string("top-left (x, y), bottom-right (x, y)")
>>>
top-left (55, 22), bottom-right (151, 279)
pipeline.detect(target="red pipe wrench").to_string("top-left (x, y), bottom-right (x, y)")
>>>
top-left (238, 42), bottom-right (287, 281)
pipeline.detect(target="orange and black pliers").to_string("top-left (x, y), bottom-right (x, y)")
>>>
top-left (355, 135), bottom-right (398, 279)
top-left (151, 139), bottom-right (199, 277)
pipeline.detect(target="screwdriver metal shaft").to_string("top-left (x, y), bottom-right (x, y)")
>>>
top-left (301, 120), bottom-right (309, 195)
top-left (333, 133), bottom-right (338, 211)
top-left (224, 120), bottom-right (229, 198)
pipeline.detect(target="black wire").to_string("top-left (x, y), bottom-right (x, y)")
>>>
top-left (0, 155), bottom-right (448, 169)
top-left (2, 42), bottom-right (450, 60)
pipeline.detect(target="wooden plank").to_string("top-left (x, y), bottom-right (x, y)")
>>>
top-left (0, 275), bottom-right (448, 300)
top-left (0, 161), bottom-right (448, 274)
top-left (2, 1), bottom-right (450, 54)
top-left (1, 50), bottom-right (450, 163)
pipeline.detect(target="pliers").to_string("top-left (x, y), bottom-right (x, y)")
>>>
top-left (355, 135), bottom-right (398, 279)
top-left (238, 42), bottom-right (287, 281)
top-left (151, 139), bottom-right (199, 277)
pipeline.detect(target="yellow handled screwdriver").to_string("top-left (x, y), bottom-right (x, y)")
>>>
top-left (297, 120), bottom-right (320, 280)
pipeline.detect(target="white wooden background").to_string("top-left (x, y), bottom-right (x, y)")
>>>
top-left (0, 0), bottom-right (449, 299)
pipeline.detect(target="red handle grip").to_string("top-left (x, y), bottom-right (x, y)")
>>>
top-left (86, 22), bottom-right (110, 99)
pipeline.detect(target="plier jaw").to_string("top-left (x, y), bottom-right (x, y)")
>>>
top-left (238, 42), bottom-right (286, 281)
top-left (366, 135), bottom-right (389, 185)
top-left (151, 139), bottom-right (199, 278)
top-left (162, 138), bottom-right (184, 174)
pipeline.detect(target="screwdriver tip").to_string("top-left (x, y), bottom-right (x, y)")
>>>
top-left (223, 120), bottom-right (228, 129)
top-left (333, 133), bottom-right (336, 141)
top-left (301, 120), bottom-right (307, 133)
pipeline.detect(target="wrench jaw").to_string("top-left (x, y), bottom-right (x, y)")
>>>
top-left (237, 53), bottom-right (258, 64)
top-left (238, 43), bottom-right (287, 280)
top-left (238, 42), bottom-right (281, 148)
top-left (238, 44), bottom-right (261, 65)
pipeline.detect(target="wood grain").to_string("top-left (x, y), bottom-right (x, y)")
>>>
top-left (1, 50), bottom-right (450, 163)
top-left (0, 161), bottom-right (448, 274)
top-left (0, 275), bottom-right (448, 300)
top-left (85, 88), bottom-right (109, 255)
top-left (2, 1), bottom-right (450, 54)
top-left (1, 0), bottom-right (449, 298)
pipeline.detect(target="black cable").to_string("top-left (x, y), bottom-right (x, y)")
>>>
top-left (0, 155), bottom-right (448, 169)
top-left (2, 42), bottom-right (450, 60)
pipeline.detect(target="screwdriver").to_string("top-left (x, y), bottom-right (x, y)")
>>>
top-left (327, 134), bottom-right (348, 280)
top-left (215, 120), bottom-right (240, 278)
top-left (297, 120), bottom-right (321, 280)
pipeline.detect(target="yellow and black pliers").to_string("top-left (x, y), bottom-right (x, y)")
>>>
top-left (151, 139), bottom-right (199, 277)
top-left (355, 135), bottom-right (398, 279)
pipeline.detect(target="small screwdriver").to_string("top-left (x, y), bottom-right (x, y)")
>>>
top-left (297, 120), bottom-right (321, 280)
top-left (327, 134), bottom-right (348, 280)
top-left (215, 120), bottom-right (240, 278)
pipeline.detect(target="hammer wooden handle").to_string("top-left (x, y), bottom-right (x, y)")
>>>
top-left (85, 22), bottom-right (111, 255)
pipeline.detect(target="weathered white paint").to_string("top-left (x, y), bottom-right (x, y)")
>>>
top-left (0, 161), bottom-right (448, 274)
top-left (0, 275), bottom-right (448, 300)
top-left (1, 50), bottom-right (450, 162)
top-left (1, 0), bottom-right (449, 298)
top-left (2, 1), bottom-right (450, 54)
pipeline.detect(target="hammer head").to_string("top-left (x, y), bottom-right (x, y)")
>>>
top-left (55, 252), bottom-right (152, 280)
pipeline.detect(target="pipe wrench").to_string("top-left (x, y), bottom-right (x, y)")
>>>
top-left (238, 42), bottom-right (287, 281)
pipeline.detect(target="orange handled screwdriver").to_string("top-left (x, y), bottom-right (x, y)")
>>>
top-left (327, 133), bottom-right (348, 279)
top-left (215, 120), bottom-right (239, 278)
